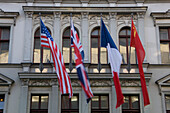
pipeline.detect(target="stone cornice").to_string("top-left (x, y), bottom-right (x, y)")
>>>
top-left (0, 9), bottom-right (19, 18)
top-left (150, 9), bottom-right (170, 19)
top-left (23, 6), bottom-right (147, 14)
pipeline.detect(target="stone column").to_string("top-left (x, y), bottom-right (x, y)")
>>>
top-left (23, 12), bottom-right (33, 63)
top-left (81, 88), bottom-right (89, 113)
top-left (109, 13), bottom-right (118, 46)
top-left (19, 79), bottom-right (29, 113)
top-left (50, 79), bottom-right (59, 113)
top-left (53, 12), bottom-right (61, 49)
top-left (81, 12), bottom-right (89, 63)
top-left (137, 12), bottom-right (147, 62)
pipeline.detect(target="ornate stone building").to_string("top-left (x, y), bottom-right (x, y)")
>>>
top-left (0, 0), bottom-right (170, 113)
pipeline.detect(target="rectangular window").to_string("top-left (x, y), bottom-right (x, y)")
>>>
top-left (0, 95), bottom-right (4, 113)
top-left (91, 94), bottom-right (109, 113)
top-left (30, 94), bottom-right (48, 113)
top-left (159, 28), bottom-right (170, 64)
top-left (0, 27), bottom-right (10, 63)
top-left (61, 94), bottom-right (79, 113)
top-left (122, 95), bottom-right (140, 113)
top-left (165, 95), bottom-right (170, 113)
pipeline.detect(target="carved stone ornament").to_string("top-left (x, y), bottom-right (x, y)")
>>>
top-left (137, 12), bottom-right (145, 19)
top-left (109, 12), bottom-right (117, 19)
top-left (81, 12), bottom-right (89, 19)
top-left (71, 80), bottom-right (81, 87)
top-left (50, 79), bottom-right (58, 85)
top-left (117, 15), bottom-right (137, 20)
top-left (0, 9), bottom-right (4, 15)
top-left (29, 79), bottom-right (51, 86)
top-left (25, 12), bottom-right (33, 18)
top-left (61, 15), bottom-right (81, 21)
top-left (89, 15), bottom-right (109, 20)
top-left (54, 12), bottom-right (61, 18)
top-left (120, 80), bottom-right (141, 87)
top-left (33, 15), bottom-right (54, 27)
top-left (21, 79), bottom-right (29, 86)
top-left (90, 80), bottom-right (112, 87)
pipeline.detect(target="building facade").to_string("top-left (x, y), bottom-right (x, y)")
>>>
top-left (0, 0), bottom-right (170, 113)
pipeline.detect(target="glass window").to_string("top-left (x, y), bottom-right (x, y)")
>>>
top-left (62, 27), bottom-right (79, 63)
top-left (33, 28), bottom-right (51, 63)
top-left (0, 27), bottom-right (10, 63)
top-left (91, 27), bottom-right (107, 64)
top-left (122, 95), bottom-right (140, 113)
top-left (61, 94), bottom-right (79, 113)
top-left (30, 94), bottom-right (48, 113)
top-left (119, 27), bottom-right (136, 64)
top-left (159, 28), bottom-right (170, 64)
top-left (0, 95), bottom-right (4, 113)
top-left (165, 95), bottom-right (170, 113)
top-left (91, 94), bottom-right (109, 113)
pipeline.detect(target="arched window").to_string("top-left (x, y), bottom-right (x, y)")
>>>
top-left (91, 27), bottom-right (107, 64)
top-left (62, 27), bottom-right (79, 63)
top-left (33, 27), bottom-right (51, 63)
top-left (119, 27), bottom-right (136, 64)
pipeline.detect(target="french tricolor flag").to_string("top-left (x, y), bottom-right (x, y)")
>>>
top-left (101, 18), bottom-right (124, 108)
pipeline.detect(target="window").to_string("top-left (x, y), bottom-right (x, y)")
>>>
top-left (122, 95), bottom-right (140, 113)
top-left (91, 94), bottom-right (109, 113)
top-left (30, 94), bottom-right (49, 113)
top-left (159, 28), bottom-right (170, 64)
top-left (33, 28), bottom-right (51, 63)
top-left (0, 27), bottom-right (10, 63)
top-left (0, 95), bottom-right (4, 113)
top-left (119, 27), bottom-right (136, 64)
top-left (91, 27), bottom-right (107, 64)
top-left (165, 95), bottom-right (170, 113)
top-left (61, 94), bottom-right (79, 113)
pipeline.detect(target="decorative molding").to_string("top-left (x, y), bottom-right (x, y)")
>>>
top-left (33, 15), bottom-right (54, 27)
top-left (137, 12), bottom-right (145, 19)
top-left (54, 11), bottom-right (61, 18)
top-left (90, 80), bottom-right (112, 87)
top-left (26, 0), bottom-right (34, 2)
top-left (25, 11), bottom-right (33, 18)
top-left (80, 0), bottom-right (89, 3)
top-left (29, 79), bottom-right (51, 86)
top-left (81, 12), bottom-right (89, 19)
top-left (109, 12), bottom-right (117, 19)
top-left (21, 79), bottom-right (29, 86)
top-left (120, 80), bottom-right (141, 87)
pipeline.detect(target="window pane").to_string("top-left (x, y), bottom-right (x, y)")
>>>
top-left (128, 38), bottom-right (136, 64)
top-left (92, 96), bottom-right (99, 109)
top-left (71, 96), bottom-right (78, 109)
top-left (100, 47), bottom-right (107, 64)
top-left (1, 28), bottom-right (10, 40)
top-left (0, 42), bottom-right (9, 63)
top-left (119, 38), bottom-right (127, 64)
top-left (43, 47), bottom-right (51, 63)
top-left (91, 38), bottom-right (98, 64)
top-left (160, 29), bottom-right (169, 40)
top-left (101, 96), bottom-right (108, 109)
top-left (92, 29), bottom-right (99, 36)
top-left (41, 96), bottom-right (48, 109)
top-left (34, 38), bottom-right (40, 63)
top-left (63, 29), bottom-right (70, 37)
top-left (62, 96), bottom-right (69, 109)
top-left (63, 38), bottom-right (70, 63)
top-left (119, 29), bottom-right (126, 35)
top-left (160, 42), bottom-right (170, 64)
top-left (31, 96), bottom-right (39, 109)
top-left (165, 95), bottom-right (170, 110)
top-left (0, 95), bottom-right (4, 109)
top-left (131, 96), bottom-right (139, 109)
top-left (122, 96), bottom-right (129, 109)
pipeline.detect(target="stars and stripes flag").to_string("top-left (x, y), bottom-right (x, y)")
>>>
top-left (101, 18), bottom-right (124, 108)
top-left (40, 18), bottom-right (73, 98)
top-left (70, 17), bottom-right (93, 102)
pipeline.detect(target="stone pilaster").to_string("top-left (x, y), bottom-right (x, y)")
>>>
top-left (19, 79), bottom-right (29, 113)
top-left (109, 12), bottom-right (118, 46)
top-left (23, 12), bottom-right (33, 63)
top-left (81, 12), bottom-right (89, 63)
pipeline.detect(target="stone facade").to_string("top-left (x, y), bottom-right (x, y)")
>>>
top-left (0, 0), bottom-right (170, 113)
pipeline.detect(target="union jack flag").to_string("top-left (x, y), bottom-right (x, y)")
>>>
top-left (70, 17), bottom-right (93, 102)
top-left (40, 18), bottom-right (73, 98)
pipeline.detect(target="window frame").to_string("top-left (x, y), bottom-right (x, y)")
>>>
top-left (122, 94), bottom-right (140, 113)
top-left (61, 94), bottom-right (79, 113)
top-left (159, 27), bottom-right (170, 64)
top-left (91, 94), bottom-right (109, 113)
top-left (91, 27), bottom-right (107, 64)
top-left (0, 94), bottom-right (5, 113)
top-left (30, 94), bottom-right (49, 113)
top-left (0, 26), bottom-right (10, 63)
top-left (33, 27), bottom-right (51, 63)
top-left (165, 95), bottom-right (170, 113)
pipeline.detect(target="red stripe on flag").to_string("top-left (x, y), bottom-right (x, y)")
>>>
top-left (113, 71), bottom-right (124, 108)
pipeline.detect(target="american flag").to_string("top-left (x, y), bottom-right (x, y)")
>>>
top-left (40, 18), bottom-right (73, 98)
top-left (70, 17), bottom-right (93, 102)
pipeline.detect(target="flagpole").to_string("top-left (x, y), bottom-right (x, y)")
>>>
top-left (127, 13), bottom-right (133, 73)
top-left (69, 13), bottom-right (73, 72)
top-left (97, 13), bottom-right (102, 73)
top-left (39, 13), bottom-right (44, 73)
